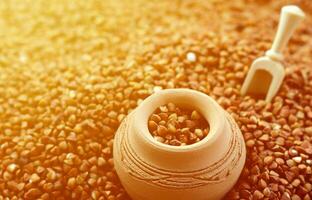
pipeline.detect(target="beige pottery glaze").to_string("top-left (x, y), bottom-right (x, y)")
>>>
top-left (113, 89), bottom-right (246, 200)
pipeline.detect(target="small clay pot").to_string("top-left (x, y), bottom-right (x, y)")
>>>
top-left (113, 89), bottom-right (246, 200)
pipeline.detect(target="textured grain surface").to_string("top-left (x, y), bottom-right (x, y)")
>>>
top-left (148, 103), bottom-right (210, 146)
top-left (0, 0), bottom-right (311, 199)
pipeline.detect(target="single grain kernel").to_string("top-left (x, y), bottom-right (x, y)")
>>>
top-left (29, 173), bottom-right (40, 183)
top-left (157, 125), bottom-right (168, 136)
top-left (25, 188), bottom-right (42, 199)
top-left (67, 177), bottom-right (76, 189)
top-left (264, 156), bottom-right (274, 165)
top-left (148, 120), bottom-right (158, 131)
top-left (98, 157), bottom-right (107, 167)
top-left (7, 163), bottom-right (18, 173)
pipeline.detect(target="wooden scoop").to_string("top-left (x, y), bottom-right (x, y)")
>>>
top-left (241, 5), bottom-right (305, 102)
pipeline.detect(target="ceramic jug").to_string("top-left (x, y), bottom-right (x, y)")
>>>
top-left (113, 89), bottom-right (246, 200)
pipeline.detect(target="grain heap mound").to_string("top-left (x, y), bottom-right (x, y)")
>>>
top-left (148, 103), bottom-right (209, 146)
top-left (0, 0), bottom-right (311, 199)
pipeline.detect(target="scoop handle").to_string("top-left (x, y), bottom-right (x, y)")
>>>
top-left (265, 5), bottom-right (305, 61)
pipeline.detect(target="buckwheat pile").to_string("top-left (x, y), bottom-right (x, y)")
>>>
top-left (0, 0), bottom-right (311, 199)
top-left (148, 103), bottom-right (209, 146)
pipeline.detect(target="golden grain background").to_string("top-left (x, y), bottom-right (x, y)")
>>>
top-left (0, 0), bottom-right (311, 199)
